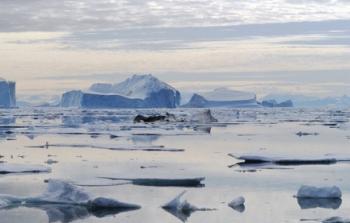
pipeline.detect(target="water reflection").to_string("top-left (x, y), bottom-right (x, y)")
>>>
top-left (2, 204), bottom-right (139, 223)
top-left (297, 198), bottom-right (342, 210)
top-left (162, 207), bottom-right (195, 222)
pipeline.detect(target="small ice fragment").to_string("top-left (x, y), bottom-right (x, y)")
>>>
top-left (162, 191), bottom-right (198, 222)
top-left (190, 109), bottom-right (218, 123)
top-left (296, 185), bottom-right (342, 199)
top-left (228, 196), bottom-right (245, 212)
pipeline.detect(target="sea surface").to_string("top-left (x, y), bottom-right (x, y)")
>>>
top-left (0, 108), bottom-right (349, 223)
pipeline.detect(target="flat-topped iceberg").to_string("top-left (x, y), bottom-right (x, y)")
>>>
top-left (61, 74), bottom-right (181, 108)
top-left (0, 78), bottom-right (16, 108)
top-left (184, 88), bottom-right (258, 108)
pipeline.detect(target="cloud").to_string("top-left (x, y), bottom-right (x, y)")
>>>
top-left (1, 0), bottom-right (350, 32)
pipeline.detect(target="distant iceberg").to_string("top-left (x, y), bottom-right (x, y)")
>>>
top-left (0, 78), bottom-right (16, 108)
top-left (184, 88), bottom-right (258, 108)
top-left (261, 99), bottom-right (293, 108)
top-left (61, 74), bottom-right (181, 108)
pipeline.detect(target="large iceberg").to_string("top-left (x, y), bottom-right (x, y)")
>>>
top-left (61, 74), bottom-right (181, 108)
top-left (0, 78), bottom-right (16, 108)
top-left (184, 88), bottom-right (258, 108)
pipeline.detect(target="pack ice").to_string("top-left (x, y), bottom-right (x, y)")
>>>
top-left (61, 74), bottom-right (181, 108)
top-left (0, 78), bottom-right (16, 108)
top-left (184, 88), bottom-right (258, 108)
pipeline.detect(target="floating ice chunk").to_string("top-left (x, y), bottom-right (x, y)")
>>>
top-left (229, 154), bottom-right (341, 166)
top-left (190, 109), bottom-right (218, 123)
top-left (0, 180), bottom-right (140, 210)
top-left (228, 196), bottom-right (245, 212)
top-left (0, 163), bottom-right (51, 174)
top-left (162, 191), bottom-right (198, 222)
top-left (99, 177), bottom-right (205, 187)
top-left (296, 185), bottom-right (342, 199)
top-left (38, 179), bottom-right (91, 204)
top-left (323, 217), bottom-right (350, 223)
top-left (162, 191), bottom-right (214, 222)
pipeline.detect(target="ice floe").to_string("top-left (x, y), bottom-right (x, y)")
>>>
top-left (229, 154), bottom-right (349, 166)
top-left (27, 143), bottom-right (184, 152)
top-left (98, 177), bottom-right (205, 187)
top-left (0, 163), bottom-right (51, 174)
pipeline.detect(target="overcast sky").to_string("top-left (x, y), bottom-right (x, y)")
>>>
top-left (0, 0), bottom-right (349, 101)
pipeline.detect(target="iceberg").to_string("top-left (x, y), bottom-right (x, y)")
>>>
top-left (0, 78), bottom-right (16, 108)
top-left (184, 88), bottom-right (258, 108)
top-left (61, 74), bottom-right (181, 108)
top-left (261, 99), bottom-right (293, 108)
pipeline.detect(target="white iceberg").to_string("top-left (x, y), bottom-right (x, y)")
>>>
top-left (0, 78), bottom-right (16, 108)
top-left (0, 163), bottom-right (51, 174)
top-left (296, 185), bottom-right (342, 199)
top-left (61, 74), bottom-right (181, 108)
top-left (184, 88), bottom-right (258, 108)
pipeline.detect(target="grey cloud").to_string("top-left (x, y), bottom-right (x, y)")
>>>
top-left (56, 19), bottom-right (350, 50)
top-left (1, 0), bottom-right (350, 32)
